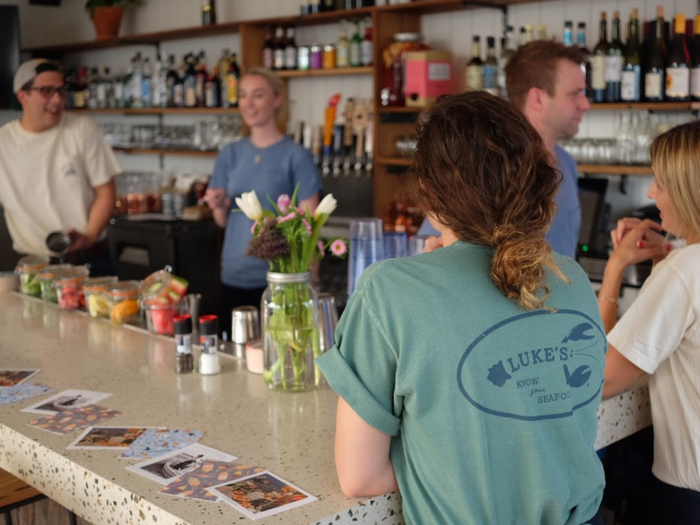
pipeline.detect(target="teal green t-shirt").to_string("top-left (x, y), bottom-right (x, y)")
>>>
top-left (316, 241), bottom-right (606, 525)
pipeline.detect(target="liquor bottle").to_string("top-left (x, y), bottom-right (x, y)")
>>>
top-left (224, 53), bottom-right (240, 108)
top-left (563, 20), bottom-right (573, 46)
top-left (691, 15), bottom-right (700, 101)
top-left (284, 27), bottom-right (298, 70)
top-left (273, 27), bottom-right (286, 70)
top-left (87, 67), bottom-right (98, 110)
top-left (152, 57), bottom-right (168, 108)
top-left (519, 26), bottom-right (526, 47)
top-left (309, 0), bottom-right (321, 14)
top-left (466, 36), bottom-right (484, 91)
top-left (361, 17), bottom-right (373, 66)
top-left (349, 19), bottom-right (362, 67)
top-left (263, 26), bottom-right (275, 69)
top-left (300, 0), bottom-right (309, 16)
top-left (73, 66), bottom-right (87, 109)
top-left (523, 24), bottom-right (534, 45)
top-left (96, 66), bottom-right (108, 109)
top-left (201, 0), bottom-right (216, 25)
top-left (166, 54), bottom-right (180, 107)
top-left (322, 0), bottom-right (335, 11)
top-left (195, 52), bottom-right (207, 107)
top-left (113, 71), bottom-right (125, 109)
top-left (606, 11), bottom-right (624, 102)
top-left (621, 9), bottom-right (642, 102)
top-left (591, 12), bottom-right (609, 103)
top-left (666, 14), bottom-right (690, 101)
top-left (131, 53), bottom-right (144, 109)
top-left (103, 67), bottom-right (115, 108)
top-left (644, 6), bottom-right (666, 102)
top-left (483, 36), bottom-right (499, 96)
top-left (204, 65), bottom-right (219, 108)
top-left (142, 57), bottom-right (153, 107)
top-left (537, 25), bottom-right (547, 41)
top-left (336, 20), bottom-right (350, 67)
top-left (578, 22), bottom-right (593, 102)
top-left (183, 54), bottom-right (197, 108)
top-left (497, 25), bottom-right (515, 97)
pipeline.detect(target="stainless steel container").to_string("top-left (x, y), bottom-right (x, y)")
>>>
top-left (228, 306), bottom-right (260, 360)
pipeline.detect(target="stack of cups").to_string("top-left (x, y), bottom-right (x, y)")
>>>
top-left (348, 218), bottom-right (384, 296)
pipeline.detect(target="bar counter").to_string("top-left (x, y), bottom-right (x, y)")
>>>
top-left (0, 292), bottom-right (650, 524)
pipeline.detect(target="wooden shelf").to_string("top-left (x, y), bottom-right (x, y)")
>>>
top-left (376, 0), bottom-right (505, 15)
top-left (68, 107), bottom-right (239, 115)
top-left (276, 66), bottom-right (373, 78)
top-left (113, 148), bottom-right (218, 157)
top-left (577, 164), bottom-right (652, 175)
top-left (590, 102), bottom-right (700, 111)
top-left (23, 22), bottom-right (241, 55)
top-left (375, 156), bottom-right (412, 167)
top-left (245, 7), bottom-right (375, 28)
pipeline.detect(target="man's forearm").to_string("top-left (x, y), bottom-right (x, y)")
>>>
top-left (85, 181), bottom-right (116, 244)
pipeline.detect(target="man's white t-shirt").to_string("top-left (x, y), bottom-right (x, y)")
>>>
top-left (608, 244), bottom-right (700, 491)
top-left (0, 113), bottom-right (121, 256)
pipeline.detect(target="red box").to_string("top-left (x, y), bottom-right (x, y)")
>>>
top-left (404, 50), bottom-right (454, 107)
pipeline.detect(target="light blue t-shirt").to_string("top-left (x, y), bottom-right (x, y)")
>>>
top-left (417, 145), bottom-right (581, 258)
top-left (317, 242), bottom-right (605, 524)
top-left (209, 137), bottom-right (322, 288)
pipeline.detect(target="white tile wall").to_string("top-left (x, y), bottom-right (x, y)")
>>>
top-left (2, 0), bottom-right (698, 216)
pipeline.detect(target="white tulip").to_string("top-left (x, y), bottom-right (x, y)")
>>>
top-left (235, 190), bottom-right (263, 221)
top-left (313, 194), bottom-right (337, 219)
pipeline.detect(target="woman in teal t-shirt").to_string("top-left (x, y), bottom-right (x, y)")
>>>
top-left (317, 92), bottom-right (606, 524)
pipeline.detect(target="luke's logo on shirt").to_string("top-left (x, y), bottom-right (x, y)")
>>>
top-left (63, 159), bottom-right (79, 177)
top-left (457, 311), bottom-right (605, 421)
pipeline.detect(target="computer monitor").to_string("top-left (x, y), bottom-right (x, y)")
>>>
top-left (577, 177), bottom-right (609, 256)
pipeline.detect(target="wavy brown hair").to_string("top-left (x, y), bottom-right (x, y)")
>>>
top-left (406, 90), bottom-right (567, 310)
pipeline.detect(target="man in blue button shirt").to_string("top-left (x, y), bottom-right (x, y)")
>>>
top-left (419, 41), bottom-right (589, 259)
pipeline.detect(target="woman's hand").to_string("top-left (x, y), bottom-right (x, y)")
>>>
top-left (202, 188), bottom-right (231, 211)
top-left (609, 218), bottom-right (669, 269)
top-left (422, 235), bottom-right (443, 253)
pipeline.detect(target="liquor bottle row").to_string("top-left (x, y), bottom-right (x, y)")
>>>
top-left (65, 49), bottom-right (242, 110)
top-left (300, 0), bottom-right (376, 16)
top-left (263, 20), bottom-right (373, 71)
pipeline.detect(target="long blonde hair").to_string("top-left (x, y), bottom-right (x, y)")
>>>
top-left (650, 120), bottom-right (700, 241)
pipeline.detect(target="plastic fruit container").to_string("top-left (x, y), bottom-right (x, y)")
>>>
top-left (37, 264), bottom-right (74, 303)
top-left (104, 281), bottom-right (141, 324)
top-left (54, 266), bottom-right (90, 310)
top-left (139, 269), bottom-right (189, 307)
top-left (142, 300), bottom-right (186, 336)
top-left (83, 276), bottom-right (118, 318)
top-left (15, 255), bottom-right (49, 297)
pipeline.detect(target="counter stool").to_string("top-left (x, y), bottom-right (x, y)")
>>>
top-left (0, 468), bottom-right (45, 524)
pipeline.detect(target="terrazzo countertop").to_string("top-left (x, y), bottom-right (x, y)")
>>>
top-left (0, 293), bottom-right (649, 524)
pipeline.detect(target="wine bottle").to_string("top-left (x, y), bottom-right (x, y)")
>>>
top-left (577, 22), bottom-right (593, 102)
top-left (606, 11), bottom-right (624, 102)
top-left (483, 36), bottom-right (498, 96)
top-left (666, 14), bottom-right (690, 101)
top-left (349, 19), bottom-right (362, 67)
top-left (498, 25), bottom-right (515, 97)
top-left (591, 12), bottom-right (610, 102)
top-left (201, 0), bottom-right (216, 26)
top-left (691, 15), bottom-right (700, 101)
top-left (466, 36), bottom-right (484, 91)
top-left (644, 6), bottom-right (666, 102)
top-left (273, 27), bottom-right (286, 70)
top-left (336, 20), bottom-right (350, 68)
top-left (621, 9), bottom-right (641, 102)
top-left (563, 20), bottom-right (573, 46)
top-left (263, 26), bottom-right (275, 69)
top-left (284, 27), bottom-right (298, 70)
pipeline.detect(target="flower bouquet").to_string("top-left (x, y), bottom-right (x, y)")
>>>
top-left (237, 186), bottom-right (346, 392)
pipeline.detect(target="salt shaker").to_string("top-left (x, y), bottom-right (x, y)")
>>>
top-left (173, 314), bottom-right (194, 374)
top-left (198, 315), bottom-right (220, 375)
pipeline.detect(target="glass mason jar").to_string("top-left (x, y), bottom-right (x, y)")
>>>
top-left (54, 266), bottom-right (90, 310)
top-left (15, 255), bottom-right (49, 297)
top-left (83, 276), bottom-right (118, 318)
top-left (262, 272), bottom-right (321, 392)
top-left (37, 264), bottom-right (73, 303)
top-left (104, 281), bottom-right (141, 324)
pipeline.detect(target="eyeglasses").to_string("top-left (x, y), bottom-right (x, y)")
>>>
top-left (25, 86), bottom-right (68, 98)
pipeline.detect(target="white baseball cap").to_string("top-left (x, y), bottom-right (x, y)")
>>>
top-left (13, 59), bottom-right (62, 94)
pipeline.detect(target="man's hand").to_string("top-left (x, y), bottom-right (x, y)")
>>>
top-left (66, 229), bottom-right (95, 252)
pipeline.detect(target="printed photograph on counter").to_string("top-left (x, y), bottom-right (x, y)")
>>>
top-left (0, 369), bottom-right (39, 387)
top-left (127, 443), bottom-right (238, 484)
top-left (67, 426), bottom-right (161, 450)
top-left (21, 389), bottom-right (112, 415)
top-left (208, 471), bottom-right (317, 520)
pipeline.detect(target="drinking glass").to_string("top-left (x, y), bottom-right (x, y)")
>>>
top-left (348, 218), bottom-right (384, 296)
top-left (408, 234), bottom-right (431, 256)
top-left (383, 231), bottom-right (408, 259)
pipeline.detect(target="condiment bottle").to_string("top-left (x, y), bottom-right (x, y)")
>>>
top-left (173, 314), bottom-right (195, 374)
top-left (198, 315), bottom-right (220, 375)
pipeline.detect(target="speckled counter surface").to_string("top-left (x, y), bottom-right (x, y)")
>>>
top-left (0, 292), bottom-right (649, 525)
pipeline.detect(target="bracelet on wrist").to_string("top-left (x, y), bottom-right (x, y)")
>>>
top-left (599, 295), bottom-right (618, 304)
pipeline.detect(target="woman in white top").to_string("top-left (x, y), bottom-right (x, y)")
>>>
top-left (599, 119), bottom-right (700, 524)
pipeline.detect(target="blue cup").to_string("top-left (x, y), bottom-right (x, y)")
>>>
top-left (348, 218), bottom-right (384, 296)
top-left (383, 231), bottom-right (408, 259)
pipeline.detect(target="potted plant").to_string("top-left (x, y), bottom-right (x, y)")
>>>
top-left (85, 0), bottom-right (145, 40)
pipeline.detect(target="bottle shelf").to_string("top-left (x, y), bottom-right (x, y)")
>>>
top-left (68, 108), bottom-right (239, 115)
top-left (276, 66), bottom-right (373, 78)
top-left (113, 148), bottom-right (218, 157)
top-left (577, 164), bottom-right (652, 175)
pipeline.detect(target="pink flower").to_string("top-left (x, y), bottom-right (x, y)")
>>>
top-left (296, 206), bottom-right (307, 216)
top-left (277, 212), bottom-right (297, 224)
top-left (302, 218), bottom-right (312, 236)
top-left (330, 239), bottom-right (347, 256)
top-left (317, 241), bottom-right (325, 255)
top-left (277, 194), bottom-right (291, 214)
top-left (250, 221), bottom-right (258, 235)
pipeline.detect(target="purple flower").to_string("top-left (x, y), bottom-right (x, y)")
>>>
top-left (317, 241), bottom-right (325, 255)
top-left (277, 212), bottom-right (297, 224)
top-left (277, 194), bottom-right (291, 214)
top-left (246, 226), bottom-right (291, 261)
top-left (302, 218), bottom-right (312, 236)
top-left (330, 239), bottom-right (347, 256)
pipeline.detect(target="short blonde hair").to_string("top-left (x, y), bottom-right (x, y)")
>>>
top-left (243, 67), bottom-right (283, 97)
top-left (650, 120), bottom-right (700, 240)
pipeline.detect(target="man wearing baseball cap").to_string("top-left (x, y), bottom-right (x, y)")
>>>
top-left (0, 59), bottom-right (121, 274)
